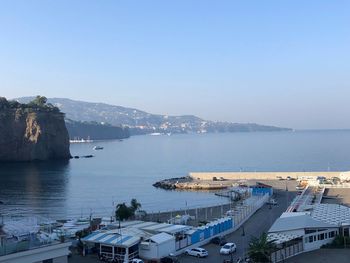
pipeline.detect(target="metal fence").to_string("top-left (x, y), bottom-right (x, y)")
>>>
top-left (270, 241), bottom-right (304, 263)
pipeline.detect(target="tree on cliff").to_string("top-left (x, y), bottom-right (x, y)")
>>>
top-left (0, 97), bottom-right (10, 109)
top-left (31, 96), bottom-right (48, 106)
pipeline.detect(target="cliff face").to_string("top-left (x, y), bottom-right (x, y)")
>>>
top-left (0, 108), bottom-right (71, 161)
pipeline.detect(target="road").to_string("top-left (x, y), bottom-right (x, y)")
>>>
top-left (178, 188), bottom-right (295, 263)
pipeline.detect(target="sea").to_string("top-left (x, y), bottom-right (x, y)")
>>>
top-left (1, 130), bottom-right (350, 220)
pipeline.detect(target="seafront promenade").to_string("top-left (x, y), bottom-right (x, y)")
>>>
top-left (190, 171), bottom-right (343, 180)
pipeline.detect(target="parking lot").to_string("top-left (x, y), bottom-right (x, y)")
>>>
top-left (178, 189), bottom-right (295, 263)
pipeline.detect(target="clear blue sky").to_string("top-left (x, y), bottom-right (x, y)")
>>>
top-left (1, 1), bottom-right (349, 129)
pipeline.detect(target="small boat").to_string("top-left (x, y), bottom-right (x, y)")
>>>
top-left (93, 146), bottom-right (104, 150)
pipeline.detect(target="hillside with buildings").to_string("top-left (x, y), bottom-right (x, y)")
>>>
top-left (17, 97), bottom-right (292, 135)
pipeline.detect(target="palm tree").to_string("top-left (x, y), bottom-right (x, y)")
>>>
top-left (115, 203), bottom-right (133, 221)
top-left (248, 232), bottom-right (276, 263)
top-left (130, 198), bottom-right (141, 212)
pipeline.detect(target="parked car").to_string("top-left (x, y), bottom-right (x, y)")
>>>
top-left (132, 259), bottom-right (144, 263)
top-left (267, 198), bottom-right (278, 205)
top-left (185, 247), bottom-right (209, 257)
top-left (211, 236), bottom-right (227, 245)
top-left (220, 242), bottom-right (237, 254)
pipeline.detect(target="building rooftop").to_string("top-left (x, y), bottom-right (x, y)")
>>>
top-left (311, 204), bottom-right (350, 226)
top-left (269, 214), bottom-right (334, 233)
top-left (148, 232), bottom-right (174, 244)
top-left (82, 231), bottom-right (142, 248)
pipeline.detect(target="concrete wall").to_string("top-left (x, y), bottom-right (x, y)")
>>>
top-left (190, 171), bottom-right (342, 181)
top-left (0, 242), bottom-right (71, 263)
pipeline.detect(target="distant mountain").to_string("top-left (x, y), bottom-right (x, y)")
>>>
top-left (17, 97), bottom-right (292, 135)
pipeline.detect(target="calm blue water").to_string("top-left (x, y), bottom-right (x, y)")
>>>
top-left (1, 130), bottom-right (350, 219)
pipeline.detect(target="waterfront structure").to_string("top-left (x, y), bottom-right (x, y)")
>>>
top-left (268, 184), bottom-right (350, 262)
top-left (0, 242), bottom-right (71, 263)
top-left (0, 218), bottom-right (77, 263)
top-left (82, 218), bottom-right (233, 262)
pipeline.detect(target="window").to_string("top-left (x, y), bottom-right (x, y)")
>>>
top-left (309, 236), bottom-right (313, 243)
top-left (329, 231), bottom-right (335, 238)
top-left (305, 237), bottom-right (308, 243)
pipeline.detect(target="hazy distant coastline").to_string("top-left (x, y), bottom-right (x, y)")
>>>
top-left (17, 97), bottom-right (291, 138)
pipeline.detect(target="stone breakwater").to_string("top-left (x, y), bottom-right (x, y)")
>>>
top-left (153, 176), bottom-right (232, 190)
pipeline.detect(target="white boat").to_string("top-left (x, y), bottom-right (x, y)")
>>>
top-left (93, 146), bottom-right (104, 150)
top-left (70, 137), bottom-right (93, 143)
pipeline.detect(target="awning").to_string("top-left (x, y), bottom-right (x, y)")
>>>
top-left (82, 231), bottom-right (140, 247)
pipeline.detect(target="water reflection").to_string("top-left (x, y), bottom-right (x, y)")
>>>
top-left (0, 160), bottom-right (70, 219)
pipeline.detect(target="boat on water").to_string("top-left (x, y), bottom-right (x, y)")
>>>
top-left (149, 132), bottom-right (162, 136)
top-left (70, 137), bottom-right (93, 143)
top-left (93, 146), bottom-right (104, 150)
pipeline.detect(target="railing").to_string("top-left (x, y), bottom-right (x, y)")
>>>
top-left (0, 240), bottom-right (69, 257)
top-left (270, 241), bottom-right (304, 263)
top-left (319, 183), bottom-right (350, 188)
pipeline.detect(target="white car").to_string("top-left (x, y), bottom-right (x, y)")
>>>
top-left (220, 242), bottom-right (237, 254)
top-left (132, 259), bottom-right (144, 263)
top-left (185, 247), bottom-right (209, 257)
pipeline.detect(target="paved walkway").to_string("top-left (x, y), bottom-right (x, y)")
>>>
top-left (178, 189), bottom-right (295, 263)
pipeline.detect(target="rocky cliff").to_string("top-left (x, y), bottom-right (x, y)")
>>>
top-left (0, 100), bottom-right (71, 161)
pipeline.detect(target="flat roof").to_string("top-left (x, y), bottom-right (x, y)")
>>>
top-left (141, 223), bottom-right (172, 232)
top-left (311, 204), bottom-right (350, 226)
top-left (158, 225), bottom-right (192, 234)
top-left (269, 214), bottom-right (334, 233)
top-left (82, 232), bottom-right (138, 247)
top-left (149, 232), bottom-right (174, 244)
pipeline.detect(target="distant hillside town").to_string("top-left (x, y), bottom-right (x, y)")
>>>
top-left (17, 97), bottom-right (291, 138)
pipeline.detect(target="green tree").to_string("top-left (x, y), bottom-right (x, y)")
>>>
top-left (115, 202), bottom-right (133, 221)
top-left (130, 198), bottom-right (141, 212)
top-left (31, 95), bottom-right (48, 107)
top-left (248, 232), bottom-right (276, 263)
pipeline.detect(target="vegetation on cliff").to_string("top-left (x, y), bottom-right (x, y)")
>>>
top-left (0, 96), bottom-right (60, 113)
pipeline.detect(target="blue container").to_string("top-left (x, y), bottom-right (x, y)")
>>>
top-left (191, 230), bottom-right (200, 244)
top-left (204, 227), bottom-right (210, 239)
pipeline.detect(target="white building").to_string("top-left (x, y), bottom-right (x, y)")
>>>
top-left (268, 204), bottom-right (350, 262)
top-left (139, 232), bottom-right (175, 260)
